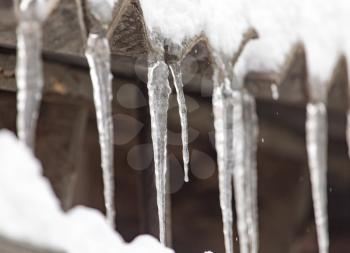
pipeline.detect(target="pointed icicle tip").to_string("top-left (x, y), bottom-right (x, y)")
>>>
top-left (169, 62), bottom-right (190, 184)
top-left (184, 165), bottom-right (189, 182)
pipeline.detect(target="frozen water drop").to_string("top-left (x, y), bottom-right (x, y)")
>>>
top-left (169, 62), bottom-right (190, 182)
top-left (306, 102), bottom-right (329, 253)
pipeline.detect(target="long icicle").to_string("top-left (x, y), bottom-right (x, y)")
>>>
top-left (85, 34), bottom-right (115, 227)
top-left (147, 56), bottom-right (171, 245)
top-left (243, 91), bottom-right (259, 253)
top-left (306, 102), bottom-right (329, 253)
top-left (16, 2), bottom-right (44, 149)
top-left (213, 68), bottom-right (234, 253)
top-left (169, 62), bottom-right (190, 182)
top-left (232, 87), bottom-right (249, 253)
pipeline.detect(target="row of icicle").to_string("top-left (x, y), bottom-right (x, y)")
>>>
top-left (15, 0), bottom-right (116, 227)
top-left (15, 1), bottom-right (332, 253)
top-left (212, 55), bottom-right (259, 253)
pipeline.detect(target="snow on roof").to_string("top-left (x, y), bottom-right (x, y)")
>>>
top-left (235, 0), bottom-right (299, 78)
top-left (235, 0), bottom-right (348, 85)
top-left (0, 130), bottom-right (173, 253)
top-left (300, 0), bottom-right (343, 86)
top-left (21, 0), bottom-right (350, 85)
top-left (137, 0), bottom-right (349, 85)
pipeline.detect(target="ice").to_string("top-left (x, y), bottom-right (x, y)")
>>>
top-left (138, 0), bottom-right (350, 85)
top-left (212, 65), bottom-right (234, 253)
top-left (125, 234), bottom-right (174, 253)
top-left (139, 0), bottom-right (248, 58)
top-left (230, 83), bottom-right (259, 253)
top-left (271, 84), bottom-right (279, 100)
top-left (147, 56), bottom-right (171, 245)
top-left (306, 102), bottom-right (329, 253)
top-left (235, 0), bottom-right (344, 85)
top-left (16, 0), bottom-right (61, 148)
top-left (16, 18), bottom-right (42, 149)
top-left (0, 130), bottom-right (174, 253)
top-left (84, 0), bottom-right (117, 228)
top-left (235, 0), bottom-right (299, 77)
top-left (347, 111), bottom-right (350, 159)
top-left (86, 0), bottom-right (118, 26)
top-left (212, 54), bottom-right (259, 253)
top-left (85, 34), bottom-right (115, 227)
top-left (169, 62), bottom-right (190, 182)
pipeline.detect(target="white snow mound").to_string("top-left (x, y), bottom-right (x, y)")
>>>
top-left (0, 130), bottom-right (174, 253)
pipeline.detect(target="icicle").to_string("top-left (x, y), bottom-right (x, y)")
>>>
top-left (213, 50), bottom-right (260, 253)
top-left (147, 56), bottom-right (171, 245)
top-left (212, 68), bottom-right (234, 253)
top-left (169, 62), bottom-right (190, 182)
top-left (231, 87), bottom-right (249, 253)
top-left (15, 0), bottom-right (45, 148)
top-left (85, 34), bottom-right (115, 227)
top-left (270, 83), bottom-right (279, 100)
top-left (213, 52), bottom-right (260, 253)
top-left (306, 102), bottom-right (329, 253)
top-left (243, 92), bottom-right (259, 253)
top-left (15, 0), bottom-right (60, 149)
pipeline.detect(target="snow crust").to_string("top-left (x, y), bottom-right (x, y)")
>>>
top-left (0, 130), bottom-right (173, 253)
top-left (20, 0), bottom-right (61, 20)
top-left (139, 0), bottom-right (249, 57)
top-left (138, 0), bottom-right (350, 85)
top-left (20, 0), bottom-right (350, 84)
top-left (234, 0), bottom-right (348, 85)
top-left (338, 0), bottom-right (350, 83)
